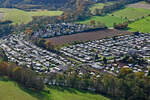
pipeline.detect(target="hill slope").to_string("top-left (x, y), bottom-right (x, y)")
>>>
top-left (0, 8), bottom-right (63, 24)
top-left (0, 77), bottom-right (110, 100)
top-left (0, 77), bottom-right (39, 100)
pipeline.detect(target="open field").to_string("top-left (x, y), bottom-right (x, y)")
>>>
top-left (0, 77), bottom-right (110, 100)
top-left (48, 29), bottom-right (132, 45)
top-left (126, 2), bottom-right (150, 33)
top-left (0, 8), bottom-right (63, 24)
top-left (128, 16), bottom-right (150, 33)
top-left (77, 15), bottom-right (127, 27)
top-left (90, 3), bottom-right (105, 14)
top-left (111, 7), bottom-right (150, 20)
top-left (78, 6), bottom-right (150, 28)
top-left (90, 2), bottom-right (114, 14)
top-left (128, 1), bottom-right (150, 10)
top-left (28, 10), bottom-right (63, 17)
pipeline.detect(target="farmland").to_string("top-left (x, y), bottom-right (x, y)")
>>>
top-left (79, 1), bottom-right (150, 29)
top-left (111, 7), bottom-right (150, 20)
top-left (48, 29), bottom-right (132, 45)
top-left (0, 8), bottom-right (63, 24)
top-left (90, 3), bottom-right (105, 14)
top-left (128, 16), bottom-right (150, 33)
top-left (0, 77), bottom-right (110, 100)
top-left (77, 15), bottom-right (127, 27)
top-left (89, 2), bottom-right (114, 14)
top-left (127, 2), bottom-right (150, 33)
top-left (89, 2), bottom-right (117, 15)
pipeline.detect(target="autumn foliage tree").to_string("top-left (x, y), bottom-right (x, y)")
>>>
top-left (45, 40), bottom-right (55, 50)
top-left (114, 22), bottom-right (128, 29)
top-left (0, 61), bottom-right (44, 91)
top-left (90, 20), bottom-right (96, 27)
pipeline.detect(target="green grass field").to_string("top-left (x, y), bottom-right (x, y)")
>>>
top-left (0, 77), bottom-right (110, 100)
top-left (112, 7), bottom-right (150, 20)
top-left (77, 15), bottom-right (127, 27)
top-left (0, 77), bottom-right (39, 100)
top-left (90, 3), bottom-right (105, 14)
top-left (78, 6), bottom-right (150, 28)
top-left (0, 8), bottom-right (63, 25)
top-left (48, 87), bottom-right (110, 100)
top-left (128, 16), bottom-right (150, 33)
top-left (90, 2), bottom-right (113, 14)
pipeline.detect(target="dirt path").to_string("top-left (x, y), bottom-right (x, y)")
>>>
top-left (128, 2), bottom-right (150, 10)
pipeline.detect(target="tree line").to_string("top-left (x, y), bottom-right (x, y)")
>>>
top-left (0, 49), bottom-right (44, 91)
top-left (0, 61), bottom-right (44, 91)
top-left (0, 20), bottom-right (14, 37)
top-left (45, 66), bottom-right (150, 100)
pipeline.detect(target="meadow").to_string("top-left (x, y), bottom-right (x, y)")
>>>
top-left (0, 77), bottom-right (110, 100)
top-left (77, 15), bottom-right (127, 27)
top-left (111, 7), bottom-right (150, 20)
top-left (89, 2), bottom-right (114, 14)
top-left (78, 5), bottom-right (150, 29)
top-left (0, 8), bottom-right (63, 25)
top-left (128, 16), bottom-right (150, 33)
top-left (126, 2), bottom-right (150, 33)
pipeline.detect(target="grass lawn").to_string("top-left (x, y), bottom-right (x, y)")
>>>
top-left (128, 16), bottom-right (150, 33)
top-left (111, 7), bottom-right (150, 20)
top-left (77, 15), bottom-right (127, 27)
top-left (0, 77), bottom-right (111, 100)
top-left (0, 8), bottom-right (63, 25)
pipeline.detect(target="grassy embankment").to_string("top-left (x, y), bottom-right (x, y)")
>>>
top-left (0, 77), bottom-right (111, 100)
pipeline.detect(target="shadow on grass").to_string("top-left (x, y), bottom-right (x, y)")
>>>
top-left (126, 27), bottom-right (133, 30)
top-left (18, 84), bottom-right (52, 100)
top-left (0, 77), bottom-right (124, 100)
top-left (48, 86), bottom-right (78, 94)
top-left (0, 76), bottom-right (10, 81)
top-left (48, 86), bottom-right (124, 100)
top-left (47, 85), bottom-right (99, 94)
top-left (0, 76), bottom-right (52, 100)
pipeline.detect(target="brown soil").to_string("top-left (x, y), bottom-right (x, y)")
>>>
top-left (47, 29), bottom-right (132, 45)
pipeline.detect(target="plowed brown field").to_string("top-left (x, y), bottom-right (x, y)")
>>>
top-left (48, 29), bottom-right (132, 45)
